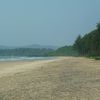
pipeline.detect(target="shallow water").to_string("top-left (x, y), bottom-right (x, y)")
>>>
top-left (0, 56), bottom-right (55, 61)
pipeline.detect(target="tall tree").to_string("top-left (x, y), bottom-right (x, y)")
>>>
top-left (74, 23), bottom-right (100, 56)
top-left (94, 23), bottom-right (100, 56)
top-left (74, 35), bottom-right (83, 55)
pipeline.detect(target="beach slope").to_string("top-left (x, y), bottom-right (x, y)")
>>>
top-left (0, 57), bottom-right (100, 100)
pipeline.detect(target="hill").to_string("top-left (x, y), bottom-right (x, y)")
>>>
top-left (21, 44), bottom-right (58, 50)
top-left (0, 44), bottom-right (58, 50)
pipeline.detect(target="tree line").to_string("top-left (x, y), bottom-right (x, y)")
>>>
top-left (46, 46), bottom-right (78, 56)
top-left (74, 23), bottom-right (100, 57)
top-left (0, 48), bottom-right (53, 57)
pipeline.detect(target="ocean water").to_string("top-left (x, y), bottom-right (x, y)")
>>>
top-left (0, 56), bottom-right (55, 61)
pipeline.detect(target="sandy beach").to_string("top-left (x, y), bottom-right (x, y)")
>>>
top-left (0, 57), bottom-right (100, 100)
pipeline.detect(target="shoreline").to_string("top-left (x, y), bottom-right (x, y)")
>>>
top-left (0, 56), bottom-right (57, 62)
top-left (0, 57), bottom-right (62, 78)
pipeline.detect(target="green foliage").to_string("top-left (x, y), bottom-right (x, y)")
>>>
top-left (94, 57), bottom-right (100, 60)
top-left (74, 23), bottom-right (100, 57)
top-left (46, 46), bottom-right (79, 56)
top-left (0, 48), bottom-right (53, 57)
top-left (74, 35), bottom-right (83, 54)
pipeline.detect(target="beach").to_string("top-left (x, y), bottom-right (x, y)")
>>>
top-left (0, 57), bottom-right (100, 100)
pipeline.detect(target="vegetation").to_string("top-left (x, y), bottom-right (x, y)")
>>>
top-left (0, 24), bottom-right (100, 58)
top-left (0, 45), bottom-right (79, 57)
top-left (0, 48), bottom-right (53, 57)
top-left (74, 23), bottom-right (100, 57)
top-left (46, 46), bottom-right (79, 56)
top-left (0, 46), bottom-right (79, 57)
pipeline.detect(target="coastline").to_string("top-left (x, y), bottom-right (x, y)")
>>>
top-left (0, 57), bottom-right (61, 77)
top-left (0, 56), bottom-right (56, 62)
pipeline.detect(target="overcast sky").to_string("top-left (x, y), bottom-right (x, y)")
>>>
top-left (0, 0), bottom-right (100, 46)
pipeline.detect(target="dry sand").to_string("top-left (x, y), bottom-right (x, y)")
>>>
top-left (0, 57), bottom-right (100, 100)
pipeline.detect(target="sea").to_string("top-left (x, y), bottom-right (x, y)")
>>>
top-left (0, 56), bottom-right (55, 62)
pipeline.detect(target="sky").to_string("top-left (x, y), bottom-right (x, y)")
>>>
top-left (0, 0), bottom-right (100, 46)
